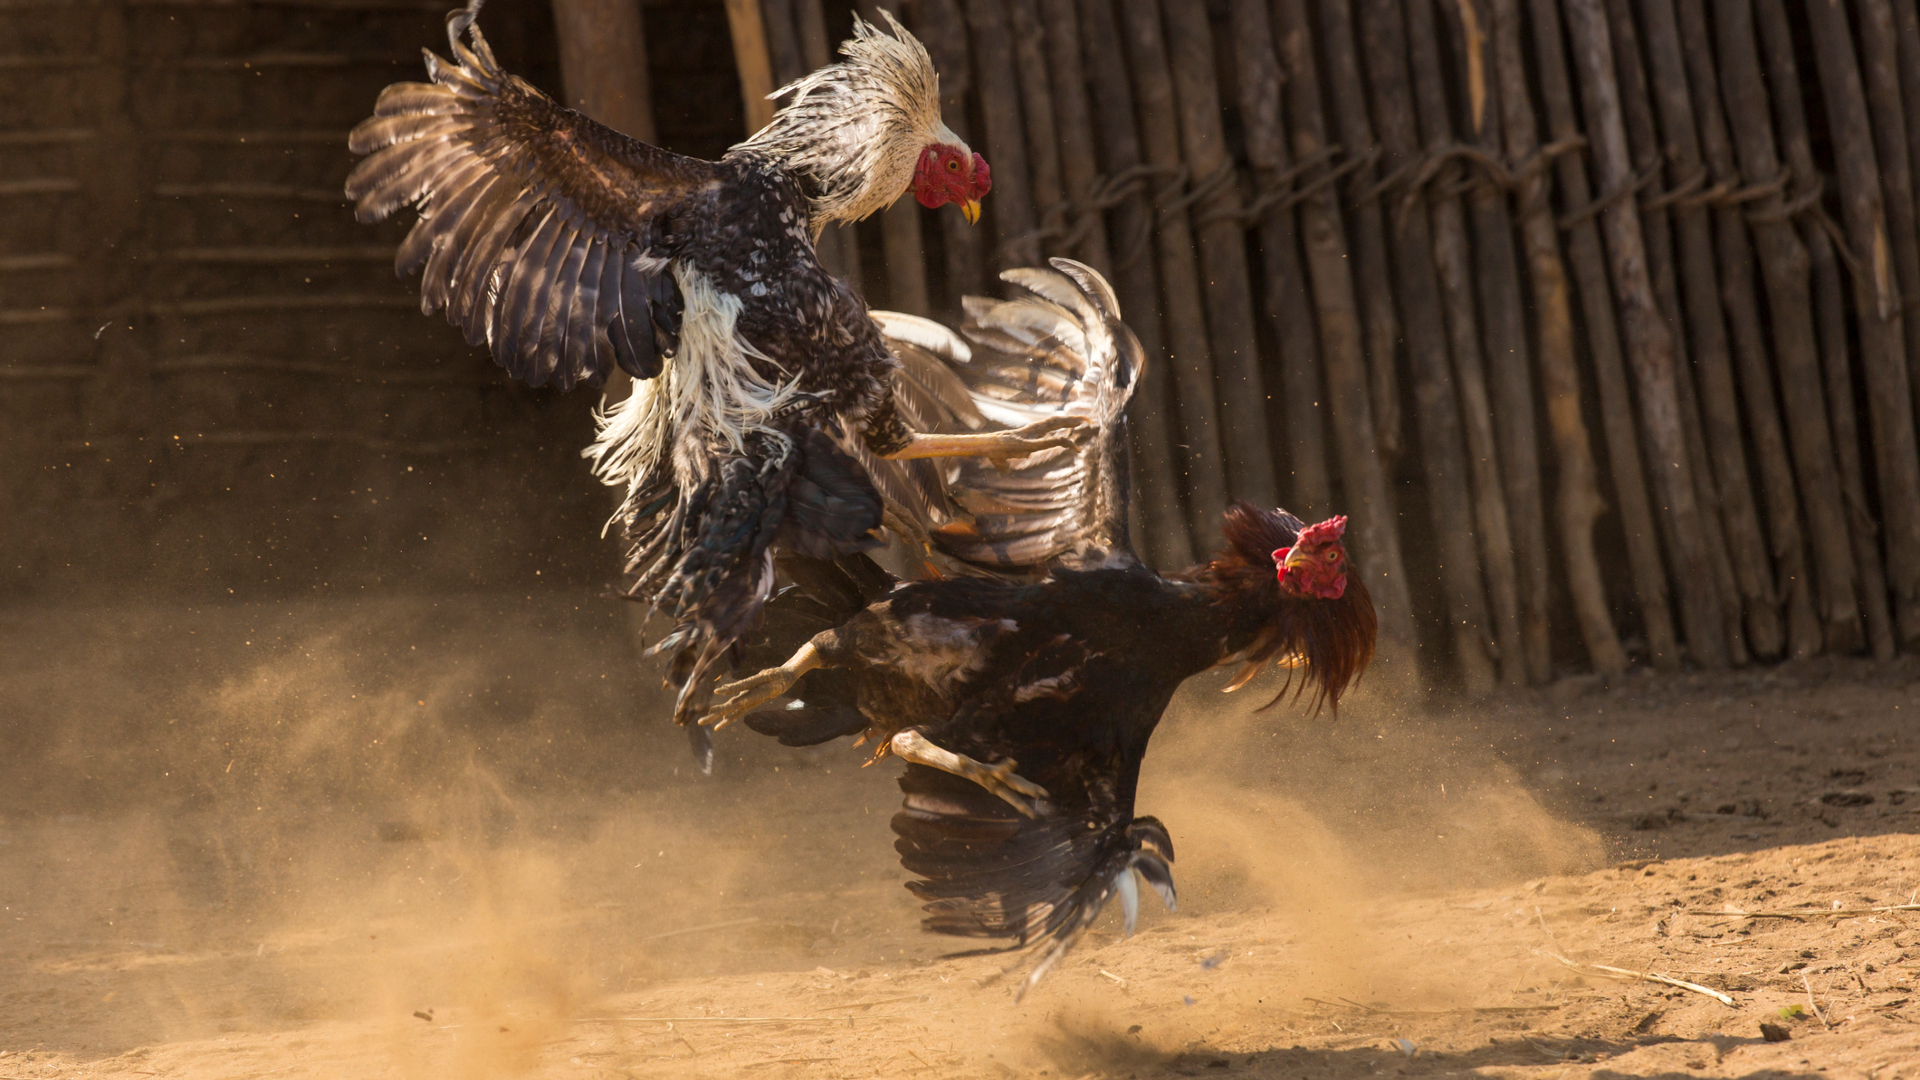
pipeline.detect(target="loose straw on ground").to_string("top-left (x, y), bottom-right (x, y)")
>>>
top-left (1802, 973), bottom-right (1831, 1029)
top-left (1689, 903), bottom-right (1920, 920)
top-left (1533, 906), bottom-right (1734, 1006)
top-left (1540, 951), bottom-right (1736, 1006)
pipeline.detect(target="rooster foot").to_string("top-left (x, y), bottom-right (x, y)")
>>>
top-left (884, 416), bottom-right (1089, 471)
top-left (891, 730), bottom-right (1051, 819)
top-left (703, 642), bottom-right (822, 730)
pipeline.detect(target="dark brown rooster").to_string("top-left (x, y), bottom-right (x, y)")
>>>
top-left (700, 260), bottom-right (1378, 995)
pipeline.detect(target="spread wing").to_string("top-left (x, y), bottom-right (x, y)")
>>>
top-left (345, 19), bottom-right (720, 390)
top-left (893, 753), bottom-right (1175, 999)
top-left (872, 258), bottom-right (1145, 573)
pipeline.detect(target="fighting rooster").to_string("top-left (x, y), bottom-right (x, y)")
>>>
top-left (701, 260), bottom-right (1378, 995)
top-left (345, 2), bottom-right (1075, 743)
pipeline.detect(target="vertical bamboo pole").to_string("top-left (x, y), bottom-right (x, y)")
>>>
top-left (963, 0), bottom-right (1040, 271)
top-left (1667, 0), bottom-right (1825, 657)
top-left (1271, 0), bottom-right (1418, 645)
top-left (1459, 17), bottom-right (1557, 683)
top-left (913, 0), bottom-right (986, 307)
top-left (1524, 0), bottom-right (1678, 669)
top-left (1354, 0), bottom-right (1496, 692)
top-left (1040, 0), bottom-right (1114, 272)
top-left (1160, 0), bottom-right (1279, 507)
top-left (1484, 0), bottom-right (1625, 675)
top-left (1311, 0), bottom-right (1404, 460)
top-left (1009, 0), bottom-right (1066, 237)
top-left (1706, 0), bottom-right (1863, 655)
top-left (1116, 0), bottom-right (1231, 547)
top-left (553, 0), bottom-right (656, 143)
top-left (1858, 0), bottom-right (1920, 394)
top-left (1601, 0), bottom-right (1749, 665)
top-left (1802, 0), bottom-right (1920, 645)
top-left (1896, 0), bottom-right (1920, 247)
top-left (1079, 0), bottom-right (1192, 568)
top-left (1563, 0), bottom-right (1729, 668)
top-left (855, 0), bottom-right (931, 314)
top-left (1639, 0), bottom-right (1803, 658)
top-left (1228, 0), bottom-right (1331, 519)
top-left (723, 0), bottom-right (778, 134)
top-left (556, 0), bottom-right (656, 418)
top-left (793, 0), bottom-right (864, 294)
top-left (1755, 0), bottom-right (1895, 659)
top-left (1420, 0), bottom-right (1536, 680)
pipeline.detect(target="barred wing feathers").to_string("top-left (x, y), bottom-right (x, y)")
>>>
top-left (876, 259), bottom-right (1144, 572)
top-left (893, 758), bottom-right (1175, 999)
top-left (346, 23), bottom-right (716, 390)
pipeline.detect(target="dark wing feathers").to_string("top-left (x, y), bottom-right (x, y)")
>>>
top-left (345, 22), bottom-right (718, 389)
top-left (868, 259), bottom-right (1144, 575)
top-left (892, 760), bottom-right (1175, 997)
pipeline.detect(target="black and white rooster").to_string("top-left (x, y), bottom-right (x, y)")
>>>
top-left (344, 2), bottom-right (1079, 751)
top-left (702, 260), bottom-right (1379, 996)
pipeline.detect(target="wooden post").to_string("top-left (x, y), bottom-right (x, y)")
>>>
top-left (1638, 0), bottom-right (1804, 659)
top-left (552, 0), bottom-right (656, 143)
top-left (1707, 0), bottom-right (1863, 655)
top-left (1354, 0), bottom-right (1495, 692)
top-left (1755, 0), bottom-right (1895, 659)
top-left (1481, 0), bottom-right (1624, 676)
top-left (1600, 0), bottom-right (1749, 665)
top-left (1896, 0), bottom-right (1920, 260)
top-left (1802, 0), bottom-right (1920, 645)
top-left (1079, 0), bottom-right (1192, 568)
top-left (554, 0), bottom-right (658, 423)
top-left (962, 0), bottom-right (1040, 271)
top-left (1858, 0), bottom-right (1920, 400)
top-left (1160, 1), bottom-right (1278, 507)
top-left (783, 0), bottom-right (860, 294)
top-left (1425, 0), bottom-right (1530, 686)
top-left (850, 0), bottom-right (931, 315)
top-left (1040, 0), bottom-right (1114, 272)
top-left (1009, 0), bottom-right (1066, 239)
top-left (1272, 0), bottom-right (1417, 645)
top-left (1227, 0), bottom-right (1331, 519)
top-left (1312, 0), bottom-right (1404, 461)
top-left (1428, 0), bottom-right (1528, 680)
top-left (1563, 0), bottom-right (1729, 668)
top-left (1521, 0), bottom-right (1677, 669)
top-left (912, 0), bottom-right (986, 309)
top-left (1664, 0), bottom-right (1825, 658)
top-left (1456, 10), bottom-right (1558, 684)
top-left (1116, 0), bottom-right (1231, 548)
top-left (723, 0), bottom-right (777, 134)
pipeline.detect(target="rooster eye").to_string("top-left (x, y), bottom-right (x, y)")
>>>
top-left (947, 159), bottom-right (960, 171)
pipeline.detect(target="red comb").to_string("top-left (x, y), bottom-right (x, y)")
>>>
top-left (1296, 515), bottom-right (1348, 546)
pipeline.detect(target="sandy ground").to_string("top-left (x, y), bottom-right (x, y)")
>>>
top-left (3, 592), bottom-right (1918, 1079)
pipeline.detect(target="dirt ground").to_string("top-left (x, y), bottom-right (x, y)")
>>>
top-left (3, 592), bottom-right (1918, 1079)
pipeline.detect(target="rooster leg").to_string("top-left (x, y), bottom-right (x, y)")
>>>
top-left (883, 416), bottom-right (1089, 470)
top-left (890, 730), bottom-right (1050, 819)
top-left (702, 642), bottom-right (823, 730)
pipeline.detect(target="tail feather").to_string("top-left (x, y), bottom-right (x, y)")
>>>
top-left (890, 763), bottom-right (1175, 997)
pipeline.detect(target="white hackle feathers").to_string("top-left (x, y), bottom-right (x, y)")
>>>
top-left (740, 11), bottom-right (961, 230)
top-left (584, 265), bottom-right (806, 519)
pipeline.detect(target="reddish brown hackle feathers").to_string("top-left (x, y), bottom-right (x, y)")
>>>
top-left (1192, 502), bottom-right (1377, 714)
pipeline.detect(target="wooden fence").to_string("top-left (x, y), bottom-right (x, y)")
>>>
top-left (552, 0), bottom-right (1920, 692)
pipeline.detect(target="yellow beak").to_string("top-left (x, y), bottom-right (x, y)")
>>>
top-left (961, 198), bottom-right (982, 225)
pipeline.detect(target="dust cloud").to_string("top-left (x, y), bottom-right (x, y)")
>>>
top-left (1, 593), bottom-right (1599, 1074)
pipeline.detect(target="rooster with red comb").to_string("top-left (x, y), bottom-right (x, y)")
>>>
top-left (344, 2), bottom-right (1080, 751)
top-left (690, 259), bottom-right (1378, 997)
